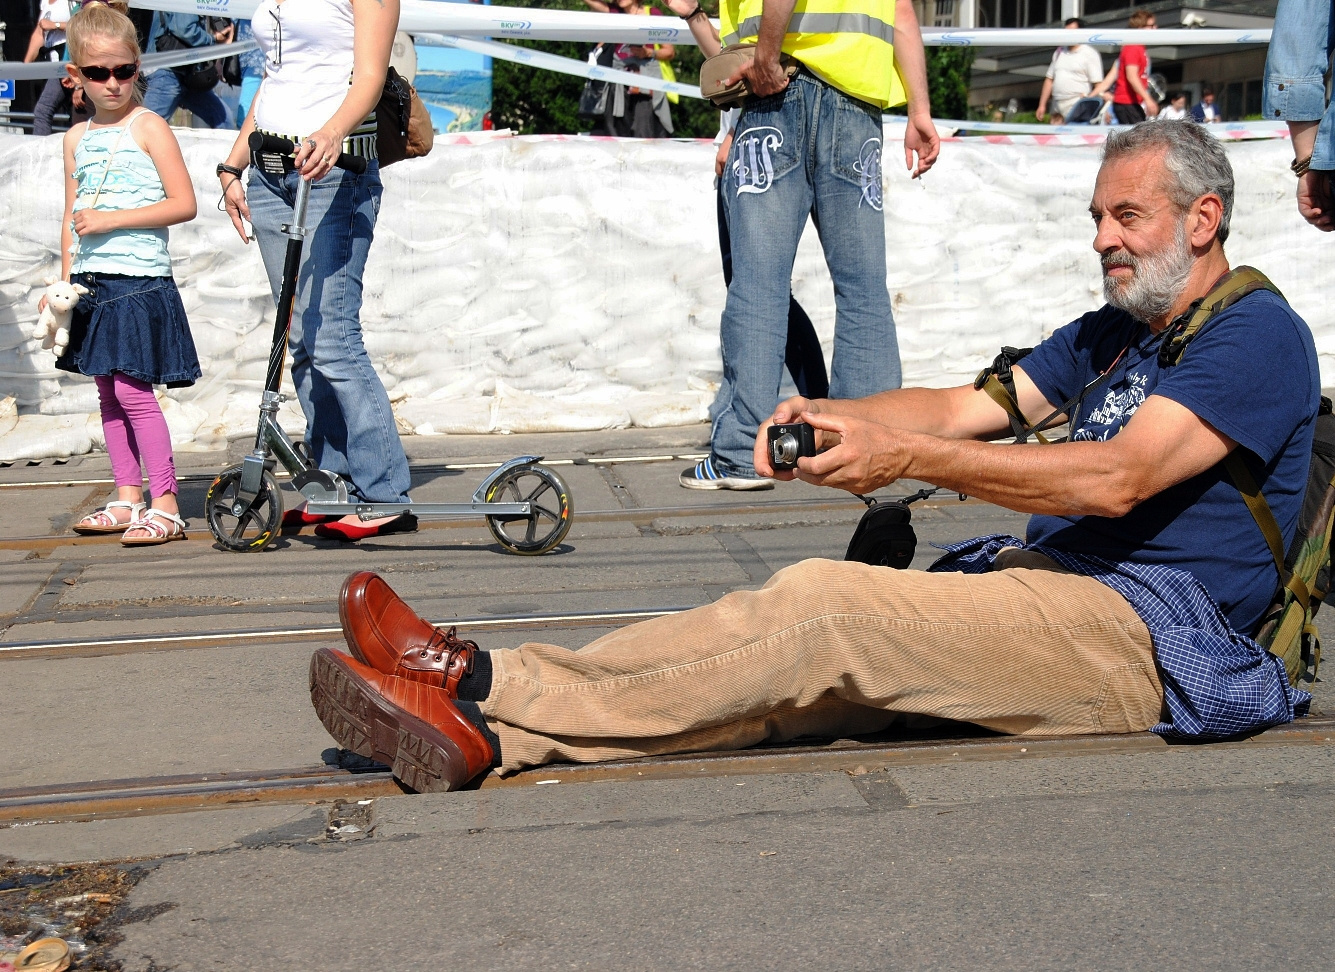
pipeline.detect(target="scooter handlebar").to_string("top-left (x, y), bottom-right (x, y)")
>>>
top-left (247, 132), bottom-right (368, 175)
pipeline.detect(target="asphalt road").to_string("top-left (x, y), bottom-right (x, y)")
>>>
top-left (1, 426), bottom-right (1331, 970)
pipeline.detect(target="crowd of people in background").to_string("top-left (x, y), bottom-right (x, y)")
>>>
top-left (16, 2), bottom-right (255, 133)
top-left (9, 2), bottom-right (1258, 138)
top-left (1034, 11), bottom-right (1227, 128)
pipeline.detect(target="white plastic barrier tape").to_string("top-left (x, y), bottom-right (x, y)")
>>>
top-left (416, 33), bottom-right (703, 100)
top-left (131, 0), bottom-right (707, 44)
top-left (0, 39), bottom-right (259, 82)
top-left (914, 118), bottom-right (1289, 138)
top-left (921, 27), bottom-right (1270, 46)
top-left (127, 1), bottom-right (1270, 47)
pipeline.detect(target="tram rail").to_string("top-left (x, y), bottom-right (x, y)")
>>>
top-left (0, 606), bottom-right (690, 660)
top-left (5, 718), bottom-right (1333, 826)
top-left (0, 492), bottom-right (980, 553)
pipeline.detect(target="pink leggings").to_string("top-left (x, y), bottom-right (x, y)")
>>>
top-left (95, 373), bottom-right (178, 499)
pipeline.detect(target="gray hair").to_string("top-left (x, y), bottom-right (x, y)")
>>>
top-left (1102, 120), bottom-right (1234, 244)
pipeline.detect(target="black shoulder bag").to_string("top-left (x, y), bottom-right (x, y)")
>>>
top-left (155, 18), bottom-right (221, 94)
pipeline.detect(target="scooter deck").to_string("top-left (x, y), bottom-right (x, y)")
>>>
top-left (305, 501), bottom-right (532, 521)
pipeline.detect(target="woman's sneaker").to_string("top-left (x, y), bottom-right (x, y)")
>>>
top-left (678, 456), bottom-right (775, 490)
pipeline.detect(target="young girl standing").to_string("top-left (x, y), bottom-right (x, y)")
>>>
top-left (54, 3), bottom-right (201, 545)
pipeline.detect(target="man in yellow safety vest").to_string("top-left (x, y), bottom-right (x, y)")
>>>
top-left (679, 0), bottom-right (939, 490)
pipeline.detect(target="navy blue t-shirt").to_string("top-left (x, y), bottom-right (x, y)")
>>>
top-left (1019, 290), bottom-right (1319, 635)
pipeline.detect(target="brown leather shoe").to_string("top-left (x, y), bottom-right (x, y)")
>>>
top-left (308, 648), bottom-right (494, 792)
top-left (339, 571), bottom-right (479, 694)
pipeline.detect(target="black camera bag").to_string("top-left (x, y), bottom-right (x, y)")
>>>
top-left (844, 500), bottom-right (916, 569)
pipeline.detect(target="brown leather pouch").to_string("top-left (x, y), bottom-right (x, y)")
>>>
top-left (699, 43), bottom-right (800, 107)
top-left (377, 66), bottom-right (435, 167)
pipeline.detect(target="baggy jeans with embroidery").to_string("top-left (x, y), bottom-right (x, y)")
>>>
top-left (481, 559), bottom-right (1164, 774)
top-left (709, 74), bottom-right (901, 478)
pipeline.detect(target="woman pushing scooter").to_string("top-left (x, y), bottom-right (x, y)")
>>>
top-left (216, 0), bottom-right (413, 543)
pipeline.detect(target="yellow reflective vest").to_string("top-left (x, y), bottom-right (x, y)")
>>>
top-left (719, 0), bottom-right (905, 110)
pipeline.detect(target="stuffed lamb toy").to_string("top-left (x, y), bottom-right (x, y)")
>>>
top-left (32, 277), bottom-right (89, 353)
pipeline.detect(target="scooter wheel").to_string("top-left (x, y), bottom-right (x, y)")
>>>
top-left (484, 464), bottom-right (573, 555)
top-left (206, 464), bottom-right (283, 552)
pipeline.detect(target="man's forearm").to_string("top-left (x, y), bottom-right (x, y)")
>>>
top-left (813, 387), bottom-right (1002, 440)
top-left (1291, 120), bottom-right (1319, 160)
top-left (755, 0), bottom-right (797, 63)
top-left (893, 0), bottom-right (930, 116)
top-left (172, 15), bottom-right (215, 47)
top-left (897, 432), bottom-right (1144, 517)
top-left (1037, 78), bottom-right (1053, 114)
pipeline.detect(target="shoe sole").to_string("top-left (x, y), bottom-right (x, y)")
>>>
top-left (120, 532), bottom-right (188, 547)
top-left (309, 649), bottom-right (473, 793)
top-left (678, 476), bottom-right (775, 491)
top-left (309, 650), bottom-right (399, 765)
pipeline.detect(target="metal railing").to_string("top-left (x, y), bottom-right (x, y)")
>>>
top-left (0, 110), bottom-right (74, 133)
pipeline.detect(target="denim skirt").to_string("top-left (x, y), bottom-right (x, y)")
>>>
top-left (57, 273), bottom-right (202, 388)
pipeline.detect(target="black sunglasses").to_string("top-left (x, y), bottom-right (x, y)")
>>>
top-left (79, 62), bottom-right (139, 82)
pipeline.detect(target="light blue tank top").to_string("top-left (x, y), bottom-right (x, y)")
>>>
top-left (70, 109), bottom-right (172, 277)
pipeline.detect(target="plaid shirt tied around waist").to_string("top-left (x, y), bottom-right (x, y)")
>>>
top-left (931, 535), bottom-right (1311, 739)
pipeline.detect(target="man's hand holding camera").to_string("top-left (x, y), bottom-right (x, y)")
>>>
top-left (755, 398), bottom-right (914, 494)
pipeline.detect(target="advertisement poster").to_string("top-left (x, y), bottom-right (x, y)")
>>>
top-left (414, 0), bottom-right (494, 133)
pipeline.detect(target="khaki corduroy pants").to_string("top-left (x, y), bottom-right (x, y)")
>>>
top-left (481, 557), bottom-right (1163, 774)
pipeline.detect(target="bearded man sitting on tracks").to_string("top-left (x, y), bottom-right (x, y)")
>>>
top-left (309, 121), bottom-right (1318, 792)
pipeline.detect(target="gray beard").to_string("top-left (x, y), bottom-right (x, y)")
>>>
top-left (1101, 224), bottom-right (1194, 323)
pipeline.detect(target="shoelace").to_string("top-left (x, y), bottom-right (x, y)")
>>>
top-left (419, 625), bottom-right (478, 673)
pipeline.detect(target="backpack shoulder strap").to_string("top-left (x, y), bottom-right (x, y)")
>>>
top-left (1225, 442), bottom-right (1313, 613)
top-left (1169, 267), bottom-right (1311, 609)
top-left (974, 346), bottom-right (1050, 445)
top-left (1223, 450), bottom-right (1287, 576)
top-left (1158, 266), bottom-right (1284, 367)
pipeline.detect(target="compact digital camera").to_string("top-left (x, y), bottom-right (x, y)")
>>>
top-left (767, 422), bottom-right (818, 471)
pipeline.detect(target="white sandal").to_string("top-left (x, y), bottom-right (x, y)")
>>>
top-left (73, 500), bottom-right (146, 535)
top-left (121, 508), bottom-right (188, 546)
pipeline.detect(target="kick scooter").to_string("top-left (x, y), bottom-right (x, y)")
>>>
top-left (206, 134), bottom-right (573, 555)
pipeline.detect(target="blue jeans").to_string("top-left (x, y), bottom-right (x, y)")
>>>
top-left (248, 162), bottom-right (412, 504)
top-left (143, 69), bottom-right (231, 128)
top-left (716, 182), bottom-right (829, 400)
top-left (711, 73), bottom-right (900, 477)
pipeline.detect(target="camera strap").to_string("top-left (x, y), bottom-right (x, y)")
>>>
top-left (975, 340), bottom-right (1133, 445)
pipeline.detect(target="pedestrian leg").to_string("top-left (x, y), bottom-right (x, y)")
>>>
top-left (810, 87), bottom-right (901, 399)
top-left (708, 81), bottom-right (817, 477)
top-left (110, 373), bottom-right (178, 502)
top-left (295, 163), bottom-right (411, 503)
top-left (32, 77), bottom-right (65, 136)
top-left (142, 69), bottom-right (183, 121)
top-left (94, 374), bottom-right (144, 490)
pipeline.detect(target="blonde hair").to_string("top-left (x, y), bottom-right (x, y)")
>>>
top-left (67, 3), bottom-right (142, 66)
